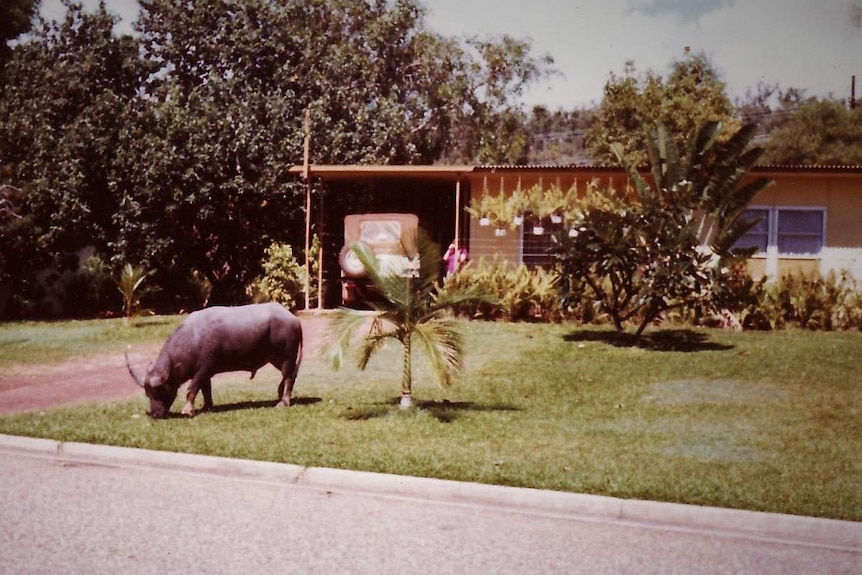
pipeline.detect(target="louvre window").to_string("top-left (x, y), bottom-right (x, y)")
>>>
top-left (735, 207), bottom-right (825, 255)
top-left (776, 209), bottom-right (825, 255)
top-left (521, 218), bottom-right (562, 267)
top-left (736, 208), bottom-right (770, 253)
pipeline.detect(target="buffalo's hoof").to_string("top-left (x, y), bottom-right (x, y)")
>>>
top-left (274, 399), bottom-right (291, 409)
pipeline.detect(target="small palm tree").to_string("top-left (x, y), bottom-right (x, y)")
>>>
top-left (326, 230), bottom-right (492, 409)
top-left (116, 263), bottom-right (154, 323)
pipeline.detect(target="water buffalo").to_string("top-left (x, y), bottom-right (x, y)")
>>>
top-left (125, 303), bottom-right (302, 418)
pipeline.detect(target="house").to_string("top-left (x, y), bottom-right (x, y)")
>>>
top-left (289, 164), bottom-right (862, 306)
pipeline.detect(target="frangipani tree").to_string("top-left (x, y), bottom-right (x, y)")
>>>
top-left (554, 122), bottom-right (770, 337)
top-left (326, 230), bottom-right (494, 408)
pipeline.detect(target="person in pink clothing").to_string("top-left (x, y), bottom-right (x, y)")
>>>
top-left (443, 242), bottom-right (469, 276)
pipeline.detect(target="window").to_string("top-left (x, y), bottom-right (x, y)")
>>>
top-left (735, 207), bottom-right (826, 255)
top-left (736, 208), bottom-right (770, 253)
top-left (360, 220), bottom-right (401, 243)
top-left (777, 209), bottom-right (824, 255)
top-left (521, 217), bottom-right (562, 267)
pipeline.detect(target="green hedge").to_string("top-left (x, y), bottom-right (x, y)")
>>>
top-left (440, 259), bottom-right (862, 332)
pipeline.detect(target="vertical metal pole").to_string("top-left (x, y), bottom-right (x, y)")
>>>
top-left (317, 189), bottom-right (324, 310)
top-left (851, 75), bottom-right (857, 110)
top-left (454, 179), bottom-right (461, 250)
top-left (303, 109), bottom-right (311, 311)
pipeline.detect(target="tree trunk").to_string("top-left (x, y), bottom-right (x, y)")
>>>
top-left (399, 334), bottom-right (413, 409)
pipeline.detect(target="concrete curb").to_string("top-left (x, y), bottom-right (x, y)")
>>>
top-left (2, 433), bottom-right (859, 551)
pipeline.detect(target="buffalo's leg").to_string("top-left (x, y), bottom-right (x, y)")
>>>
top-left (200, 380), bottom-right (214, 413)
top-left (275, 376), bottom-right (295, 407)
top-left (275, 353), bottom-right (300, 408)
top-left (182, 375), bottom-right (211, 417)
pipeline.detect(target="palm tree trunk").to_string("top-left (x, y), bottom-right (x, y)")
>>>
top-left (400, 333), bottom-right (413, 409)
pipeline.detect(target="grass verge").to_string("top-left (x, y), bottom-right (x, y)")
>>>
top-left (0, 315), bottom-right (179, 368)
top-left (0, 317), bottom-right (859, 521)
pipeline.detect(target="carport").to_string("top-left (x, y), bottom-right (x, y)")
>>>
top-left (286, 164), bottom-right (476, 309)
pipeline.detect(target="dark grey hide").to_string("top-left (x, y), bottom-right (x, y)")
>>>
top-left (125, 303), bottom-right (302, 418)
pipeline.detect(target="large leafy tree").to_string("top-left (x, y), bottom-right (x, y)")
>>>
top-left (438, 34), bottom-right (556, 164)
top-left (760, 98), bottom-right (862, 165)
top-left (116, 0), bottom-right (553, 301)
top-left (0, 2), bottom-right (142, 313)
top-left (0, 0), bottom-right (36, 72)
top-left (1, 0), bottom-right (553, 315)
top-left (585, 52), bottom-right (737, 166)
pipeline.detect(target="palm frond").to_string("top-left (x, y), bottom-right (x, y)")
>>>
top-left (722, 123), bottom-right (758, 161)
top-left (356, 329), bottom-right (394, 371)
top-left (611, 141), bottom-right (650, 195)
top-left (686, 121), bottom-right (721, 169)
top-left (430, 282), bottom-right (497, 317)
top-left (413, 319), bottom-right (463, 388)
top-left (349, 241), bottom-right (412, 309)
top-left (711, 212), bottom-right (762, 257)
top-left (656, 124), bottom-right (682, 186)
top-left (322, 308), bottom-right (383, 371)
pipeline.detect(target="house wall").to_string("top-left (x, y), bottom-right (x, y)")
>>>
top-left (747, 172), bottom-right (862, 279)
top-left (463, 168), bottom-right (862, 280)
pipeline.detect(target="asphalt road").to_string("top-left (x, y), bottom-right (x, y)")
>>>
top-left (1, 446), bottom-right (859, 575)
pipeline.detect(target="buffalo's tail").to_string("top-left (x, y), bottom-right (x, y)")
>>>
top-left (291, 329), bottom-right (303, 382)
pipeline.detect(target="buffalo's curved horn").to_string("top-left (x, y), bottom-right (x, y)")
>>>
top-left (125, 348), bottom-right (145, 388)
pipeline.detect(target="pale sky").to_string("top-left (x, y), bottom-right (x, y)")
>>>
top-left (42, 0), bottom-right (862, 110)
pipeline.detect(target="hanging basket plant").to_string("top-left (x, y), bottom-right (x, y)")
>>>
top-left (468, 182), bottom-right (581, 235)
top-left (467, 192), bottom-right (513, 231)
top-left (529, 183), bottom-right (575, 222)
top-left (466, 193), bottom-right (495, 227)
top-left (506, 187), bottom-right (529, 227)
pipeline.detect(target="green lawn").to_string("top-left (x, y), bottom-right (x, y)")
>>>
top-left (0, 315), bottom-right (179, 368)
top-left (1, 316), bottom-right (859, 522)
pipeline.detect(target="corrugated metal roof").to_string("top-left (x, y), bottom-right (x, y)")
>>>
top-left (289, 163), bottom-right (862, 179)
top-left (286, 164), bottom-right (474, 180)
top-left (476, 163), bottom-right (862, 173)
top-left (752, 164), bottom-right (862, 173)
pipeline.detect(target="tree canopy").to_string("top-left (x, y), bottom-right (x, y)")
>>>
top-left (0, 0), bottom-right (36, 69)
top-left (0, 0), bottom-right (554, 316)
top-left (760, 98), bottom-right (862, 165)
top-left (584, 52), bottom-right (737, 166)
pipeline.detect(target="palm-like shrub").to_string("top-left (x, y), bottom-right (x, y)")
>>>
top-left (441, 258), bottom-right (562, 322)
top-left (115, 263), bottom-right (154, 323)
top-left (326, 230), bottom-right (493, 408)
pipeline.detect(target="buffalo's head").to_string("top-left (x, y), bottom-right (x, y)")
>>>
top-left (143, 379), bottom-right (178, 419)
top-left (125, 350), bottom-right (178, 418)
